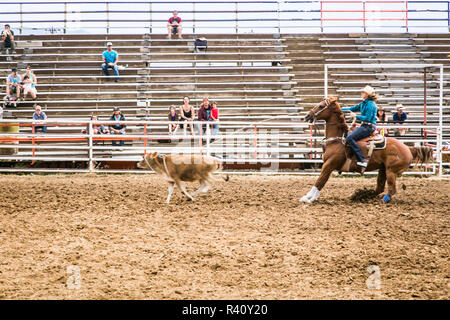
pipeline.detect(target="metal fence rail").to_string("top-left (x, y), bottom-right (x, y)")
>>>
top-left (2, 0), bottom-right (450, 34)
top-left (0, 119), bottom-right (447, 176)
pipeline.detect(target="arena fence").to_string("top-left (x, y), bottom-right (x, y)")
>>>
top-left (442, 133), bottom-right (450, 177)
top-left (2, 0), bottom-right (450, 34)
top-left (0, 119), bottom-right (446, 176)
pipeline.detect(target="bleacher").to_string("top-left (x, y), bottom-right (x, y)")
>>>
top-left (2, 33), bottom-right (299, 122)
top-left (0, 33), bottom-right (302, 162)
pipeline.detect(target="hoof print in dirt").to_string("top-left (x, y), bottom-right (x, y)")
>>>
top-left (350, 188), bottom-right (379, 202)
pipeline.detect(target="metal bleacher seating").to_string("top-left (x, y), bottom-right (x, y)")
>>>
top-left (0, 33), bottom-right (300, 161)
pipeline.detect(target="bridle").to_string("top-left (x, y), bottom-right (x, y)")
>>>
top-left (307, 98), bottom-right (347, 147)
top-left (311, 98), bottom-right (330, 121)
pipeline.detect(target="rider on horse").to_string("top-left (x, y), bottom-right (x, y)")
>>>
top-left (341, 85), bottom-right (378, 168)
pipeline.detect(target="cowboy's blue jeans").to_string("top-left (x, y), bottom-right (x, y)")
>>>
top-left (346, 124), bottom-right (375, 162)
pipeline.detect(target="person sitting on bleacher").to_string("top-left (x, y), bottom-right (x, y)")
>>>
top-left (197, 97), bottom-right (211, 135)
top-left (109, 107), bottom-right (126, 147)
top-left (168, 105), bottom-right (179, 135)
top-left (167, 10), bottom-right (182, 39)
top-left (393, 104), bottom-right (408, 136)
top-left (179, 96), bottom-right (195, 136)
top-left (82, 114), bottom-right (109, 135)
top-left (209, 101), bottom-right (220, 136)
top-left (102, 42), bottom-right (119, 82)
top-left (376, 107), bottom-right (387, 136)
top-left (6, 68), bottom-right (21, 101)
top-left (1, 24), bottom-right (16, 54)
top-left (32, 105), bottom-right (47, 133)
top-left (22, 65), bottom-right (37, 101)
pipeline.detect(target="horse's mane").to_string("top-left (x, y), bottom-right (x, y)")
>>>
top-left (327, 96), bottom-right (349, 133)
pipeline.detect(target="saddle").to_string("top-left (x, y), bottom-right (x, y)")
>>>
top-left (360, 132), bottom-right (386, 151)
top-left (340, 132), bottom-right (387, 173)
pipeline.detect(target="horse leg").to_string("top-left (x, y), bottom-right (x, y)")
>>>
top-left (382, 169), bottom-right (397, 203)
top-left (375, 165), bottom-right (386, 195)
top-left (300, 161), bottom-right (334, 203)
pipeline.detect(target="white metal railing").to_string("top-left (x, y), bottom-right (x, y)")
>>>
top-left (0, 119), bottom-right (447, 176)
top-left (3, 1), bottom-right (450, 35)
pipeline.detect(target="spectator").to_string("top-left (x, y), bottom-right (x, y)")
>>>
top-left (32, 105), bottom-right (47, 133)
top-left (209, 101), bottom-right (219, 136)
top-left (6, 68), bottom-right (21, 101)
top-left (376, 107), bottom-right (387, 136)
top-left (1, 24), bottom-right (16, 54)
top-left (179, 96), bottom-right (195, 135)
top-left (22, 65), bottom-right (37, 101)
top-left (376, 107), bottom-right (386, 122)
top-left (197, 97), bottom-right (210, 135)
top-left (102, 42), bottom-right (119, 82)
top-left (168, 105), bottom-right (179, 134)
top-left (167, 10), bottom-right (182, 39)
top-left (82, 114), bottom-right (109, 135)
top-left (393, 104), bottom-right (408, 136)
top-left (108, 107), bottom-right (126, 146)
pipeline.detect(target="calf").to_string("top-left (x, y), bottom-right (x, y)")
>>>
top-left (137, 152), bottom-right (229, 203)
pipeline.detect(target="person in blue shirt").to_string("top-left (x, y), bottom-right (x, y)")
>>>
top-left (109, 107), bottom-right (126, 147)
top-left (393, 104), bottom-right (407, 136)
top-left (32, 105), bottom-right (47, 133)
top-left (341, 85), bottom-right (378, 168)
top-left (102, 42), bottom-right (119, 82)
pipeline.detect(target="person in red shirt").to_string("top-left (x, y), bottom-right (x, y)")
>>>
top-left (209, 101), bottom-right (219, 136)
top-left (167, 11), bottom-right (182, 39)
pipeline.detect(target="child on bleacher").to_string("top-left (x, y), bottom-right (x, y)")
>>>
top-left (82, 115), bottom-right (109, 135)
top-left (22, 65), bottom-right (37, 101)
top-left (168, 105), bottom-right (179, 134)
top-left (208, 101), bottom-right (219, 136)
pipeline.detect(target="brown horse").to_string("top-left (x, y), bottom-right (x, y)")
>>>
top-left (300, 97), bottom-right (413, 204)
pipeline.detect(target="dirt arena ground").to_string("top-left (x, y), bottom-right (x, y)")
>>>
top-left (0, 174), bottom-right (448, 300)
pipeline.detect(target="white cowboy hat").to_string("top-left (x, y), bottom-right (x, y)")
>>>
top-left (396, 104), bottom-right (405, 110)
top-left (361, 85), bottom-right (375, 95)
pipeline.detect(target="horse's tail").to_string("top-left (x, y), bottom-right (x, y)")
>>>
top-left (409, 146), bottom-right (433, 166)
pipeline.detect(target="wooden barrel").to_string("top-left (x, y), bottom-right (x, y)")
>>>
top-left (0, 123), bottom-right (19, 155)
